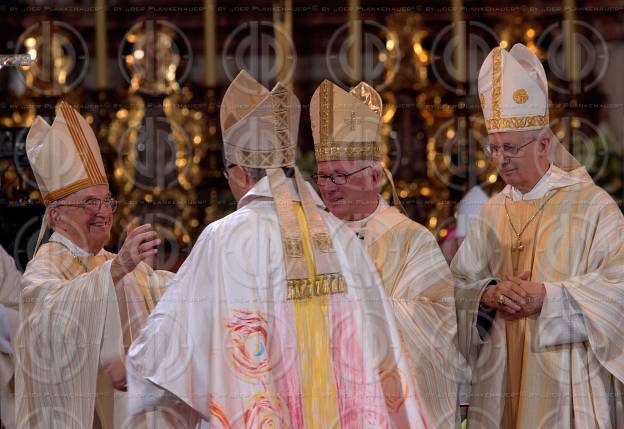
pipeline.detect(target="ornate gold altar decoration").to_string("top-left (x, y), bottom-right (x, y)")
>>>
top-left (2, 24), bottom-right (85, 202)
top-left (384, 13), bottom-right (429, 92)
top-left (0, 119), bottom-right (39, 201)
top-left (495, 18), bottom-right (543, 59)
top-left (124, 26), bottom-right (181, 96)
top-left (18, 26), bottom-right (83, 97)
top-left (107, 22), bottom-right (221, 248)
top-left (382, 12), bottom-right (500, 239)
top-left (379, 14), bottom-right (437, 221)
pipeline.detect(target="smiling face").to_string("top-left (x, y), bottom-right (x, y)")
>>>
top-left (316, 160), bottom-right (382, 221)
top-left (488, 129), bottom-right (551, 193)
top-left (49, 185), bottom-right (114, 254)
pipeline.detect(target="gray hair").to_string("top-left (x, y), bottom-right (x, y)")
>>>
top-left (242, 166), bottom-right (266, 180)
top-left (241, 166), bottom-right (295, 180)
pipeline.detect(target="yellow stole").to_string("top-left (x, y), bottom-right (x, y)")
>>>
top-left (292, 202), bottom-right (341, 428)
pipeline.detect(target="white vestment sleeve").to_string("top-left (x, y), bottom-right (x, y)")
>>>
top-left (538, 282), bottom-right (588, 347)
top-left (0, 245), bottom-right (21, 310)
top-left (0, 304), bottom-right (16, 353)
top-left (126, 363), bottom-right (177, 414)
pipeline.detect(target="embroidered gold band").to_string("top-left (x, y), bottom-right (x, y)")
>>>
top-left (44, 177), bottom-right (107, 205)
top-left (486, 114), bottom-right (549, 132)
top-left (287, 274), bottom-right (347, 300)
top-left (224, 145), bottom-right (296, 169)
top-left (60, 102), bottom-right (106, 184)
top-left (314, 141), bottom-right (385, 161)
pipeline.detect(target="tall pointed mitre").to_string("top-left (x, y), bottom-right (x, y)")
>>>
top-left (26, 101), bottom-right (108, 205)
top-left (478, 43), bottom-right (580, 170)
top-left (220, 71), bottom-right (345, 301)
top-left (220, 69), bottom-right (299, 168)
top-left (310, 79), bottom-right (384, 161)
top-left (310, 80), bottom-right (406, 211)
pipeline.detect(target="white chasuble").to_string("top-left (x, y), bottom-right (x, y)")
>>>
top-left (15, 236), bottom-right (175, 429)
top-left (127, 177), bottom-right (429, 428)
top-left (347, 200), bottom-right (466, 428)
top-left (0, 245), bottom-right (22, 429)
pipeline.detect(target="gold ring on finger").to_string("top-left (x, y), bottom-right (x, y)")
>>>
top-left (498, 294), bottom-right (505, 305)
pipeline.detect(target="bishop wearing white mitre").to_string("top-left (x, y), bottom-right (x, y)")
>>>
top-left (453, 44), bottom-right (624, 428)
top-left (15, 101), bottom-right (180, 428)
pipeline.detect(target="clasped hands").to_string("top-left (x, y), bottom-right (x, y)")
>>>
top-left (480, 271), bottom-right (546, 321)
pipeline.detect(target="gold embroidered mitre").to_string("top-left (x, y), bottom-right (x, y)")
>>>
top-left (310, 79), bottom-right (384, 162)
top-left (478, 43), bottom-right (550, 134)
top-left (220, 70), bottom-right (300, 168)
top-left (26, 101), bottom-right (108, 205)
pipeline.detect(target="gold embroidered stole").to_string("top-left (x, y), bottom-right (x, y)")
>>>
top-left (267, 167), bottom-right (346, 300)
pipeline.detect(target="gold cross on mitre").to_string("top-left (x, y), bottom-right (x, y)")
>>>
top-left (344, 110), bottom-right (362, 131)
top-left (0, 54), bottom-right (32, 70)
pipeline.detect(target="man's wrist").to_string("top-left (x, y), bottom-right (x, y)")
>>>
top-left (479, 282), bottom-right (497, 310)
top-left (110, 257), bottom-right (126, 284)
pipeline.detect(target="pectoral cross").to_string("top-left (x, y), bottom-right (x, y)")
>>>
top-left (511, 238), bottom-right (524, 274)
top-left (0, 54), bottom-right (32, 70)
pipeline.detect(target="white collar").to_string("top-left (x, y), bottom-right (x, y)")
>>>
top-left (346, 196), bottom-right (387, 231)
top-left (506, 164), bottom-right (591, 201)
top-left (237, 176), bottom-right (326, 210)
top-left (49, 231), bottom-right (105, 257)
top-left (510, 164), bottom-right (553, 201)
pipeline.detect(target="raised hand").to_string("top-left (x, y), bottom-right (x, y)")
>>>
top-left (111, 224), bottom-right (161, 284)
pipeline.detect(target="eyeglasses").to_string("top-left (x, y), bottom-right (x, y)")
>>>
top-left (55, 196), bottom-right (118, 213)
top-left (483, 138), bottom-right (536, 158)
top-left (312, 166), bottom-right (371, 185)
top-left (223, 164), bottom-right (236, 180)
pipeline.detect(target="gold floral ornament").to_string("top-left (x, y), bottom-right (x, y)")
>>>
top-left (18, 25), bottom-right (86, 96)
top-left (513, 88), bottom-right (529, 104)
top-left (479, 93), bottom-right (486, 109)
top-left (122, 22), bottom-right (190, 96)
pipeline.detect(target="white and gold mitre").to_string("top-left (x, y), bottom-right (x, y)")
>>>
top-left (478, 43), bottom-right (550, 134)
top-left (310, 80), bottom-right (384, 162)
top-left (220, 70), bottom-right (300, 168)
top-left (26, 101), bottom-right (108, 205)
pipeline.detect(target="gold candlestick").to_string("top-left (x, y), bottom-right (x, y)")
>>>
top-left (95, 0), bottom-right (107, 89)
top-left (452, 0), bottom-right (466, 85)
top-left (204, 0), bottom-right (216, 87)
top-left (273, 0), bottom-right (293, 89)
top-left (348, 0), bottom-right (361, 83)
top-left (564, 0), bottom-right (578, 94)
